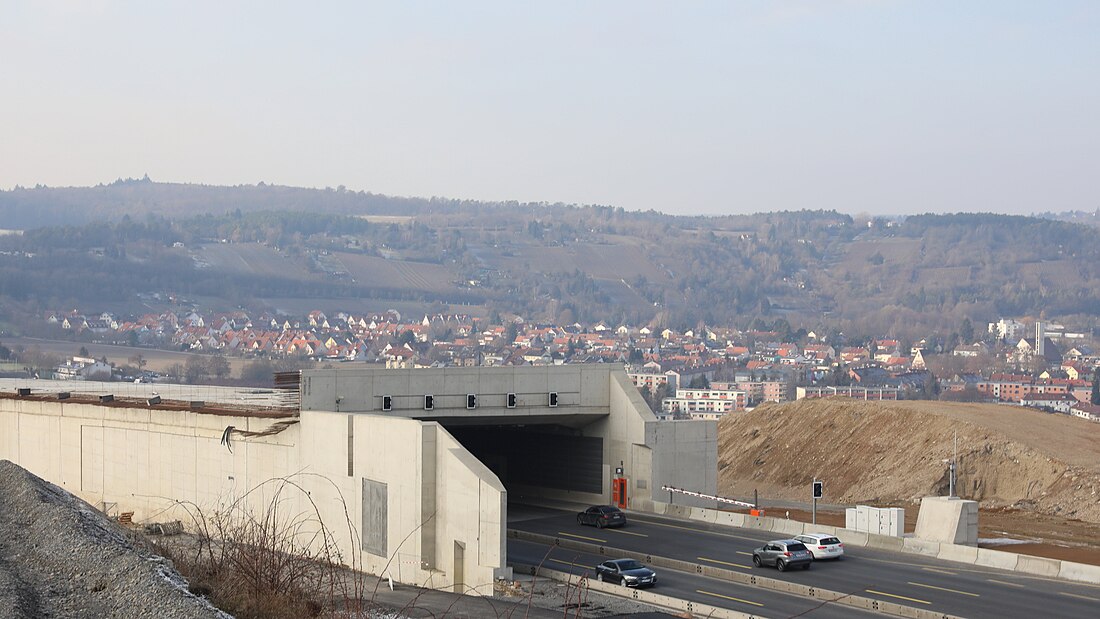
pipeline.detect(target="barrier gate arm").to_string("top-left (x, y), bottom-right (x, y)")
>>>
top-left (661, 485), bottom-right (757, 509)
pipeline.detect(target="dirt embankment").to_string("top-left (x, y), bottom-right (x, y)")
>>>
top-left (717, 399), bottom-right (1100, 525)
top-left (0, 460), bottom-right (228, 619)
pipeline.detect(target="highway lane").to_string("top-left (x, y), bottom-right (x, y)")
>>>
top-left (508, 505), bottom-right (1100, 618)
top-left (509, 539), bottom-right (880, 619)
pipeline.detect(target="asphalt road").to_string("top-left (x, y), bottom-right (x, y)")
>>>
top-left (509, 539), bottom-right (880, 619)
top-left (507, 505), bottom-right (1100, 619)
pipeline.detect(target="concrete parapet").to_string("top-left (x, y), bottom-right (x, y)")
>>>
top-left (839, 529), bottom-right (868, 546)
top-left (1016, 554), bottom-right (1061, 577)
top-left (719, 511), bottom-right (746, 527)
top-left (974, 547), bottom-right (1019, 571)
top-left (864, 532), bottom-right (905, 551)
top-left (902, 537), bottom-right (941, 557)
top-left (742, 515), bottom-right (768, 530)
top-left (804, 523), bottom-right (838, 535)
top-left (936, 543), bottom-right (978, 564)
top-left (1058, 560), bottom-right (1100, 584)
top-left (767, 518), bottom-right (805, 536)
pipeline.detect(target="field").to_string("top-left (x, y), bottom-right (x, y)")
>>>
top-left (1016, 259), bottom-right (1086, 288)
top-left (333, 252), bottom-right (458, 292)
top-left (914, 265), bottom-right (973, 286)
top-left (3, 337), bottom-right (252, 375)
top-left (194, 244), bottom-right (313, 279)
top-left (836, 238), bottom-right (921, 265)
top-left (494, 240), bottom-right (667, 282)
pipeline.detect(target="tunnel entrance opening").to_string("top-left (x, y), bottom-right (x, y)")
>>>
top-left (444, 423), bottom-right (603, 497)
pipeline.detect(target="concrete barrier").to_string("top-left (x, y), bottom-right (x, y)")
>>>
top-left (767, 518), bottom-right (805, 536)
top-left (1059, 560), bottom-right (1100, 583)
top-left (1016, 554), bottom-right (1062, 578)
top-left (901, 537), bottom-right (941, 557)
top-left (840, 529), bottom-right (869, 547)
top-left (805, 523), bottom-right (839, 535)
top-left (742, 515), bottom-right (768, 530)
top-left (974, 547), bottom-right (1018, 571)
top-left (936, 543), bottom-right (978, 564)
top-left (864, 533), bottom-right (906, 552)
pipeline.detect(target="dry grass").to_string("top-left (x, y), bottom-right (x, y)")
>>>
top-left (147, 474), bottom-right (600, 619)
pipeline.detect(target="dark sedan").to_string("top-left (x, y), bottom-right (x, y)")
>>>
top-left (594, 558), bottom-right (656, 587)
top-left (576, 505), bottom-right (626, 528)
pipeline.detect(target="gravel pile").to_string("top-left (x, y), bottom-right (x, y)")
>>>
top-left (0, 459), bottom-right (230, 619)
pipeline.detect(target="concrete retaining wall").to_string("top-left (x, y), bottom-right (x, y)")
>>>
top-left (0, 398), bottom-right (508, 594)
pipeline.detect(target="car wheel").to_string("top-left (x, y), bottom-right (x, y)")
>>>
top-left (776, 559), bottom-right (787, 572)
top-left (577, 515), bottom-right (584, 525)
top-left (596, 573), bottom-right (604, 582)
top-left (752, 555), bottom-right (762, 567)
top-left (620, 577), bottom-right (628, 587)
top-left (803, 563), bottom-right (811, 570)
top-left (596, 520), bottom-right (604, 529)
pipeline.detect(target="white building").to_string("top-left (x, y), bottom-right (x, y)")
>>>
top-left (988, 318), bottom-right (1025, 341)
top-left (662, 388), bottom-right (746, 420)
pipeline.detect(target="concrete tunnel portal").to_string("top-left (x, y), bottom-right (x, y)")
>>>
top-left (296, 365), bottom-right (718, 589)
top-left (299, 365), bottom-right (718, 510)
top-left (443, 423), bottom-right (605, 499)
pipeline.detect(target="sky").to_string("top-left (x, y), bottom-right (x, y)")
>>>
top-left (1, 1), bottom-right (1097, 216)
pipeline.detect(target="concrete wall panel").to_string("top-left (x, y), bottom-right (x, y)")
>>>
top-left (79, 425), bottom-right (104, 494)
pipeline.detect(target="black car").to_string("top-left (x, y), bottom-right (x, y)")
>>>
top-left (594, 558), bottom-right (656, 587)
top-left (576, 505), bottom-right (626, 528)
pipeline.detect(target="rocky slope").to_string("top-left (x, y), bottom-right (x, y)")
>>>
top-left (0, 460), bottom-right (229, 619)
top-left (717, 399), bottom-right (1100, 524)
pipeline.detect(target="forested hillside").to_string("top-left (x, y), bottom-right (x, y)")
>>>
top-left (1, 181), bottom-right (1098, 340)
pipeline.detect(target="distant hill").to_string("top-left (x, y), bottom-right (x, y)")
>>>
top-left (1, 181), bottom-right (1098, 337)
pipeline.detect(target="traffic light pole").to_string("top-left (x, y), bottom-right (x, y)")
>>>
top-left (812, 477), bottom-right (817, 525)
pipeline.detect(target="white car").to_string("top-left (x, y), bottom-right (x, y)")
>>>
top-left (794, 533), bottom-right (844, 560)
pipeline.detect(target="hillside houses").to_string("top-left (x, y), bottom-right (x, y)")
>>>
top-left (34, 308), bottom-right (1100, 420)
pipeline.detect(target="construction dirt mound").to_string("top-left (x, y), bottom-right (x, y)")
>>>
top-left (0, 460), bottom-right (228, 619)
top-left (717, 398), bottom-right (1100, 525)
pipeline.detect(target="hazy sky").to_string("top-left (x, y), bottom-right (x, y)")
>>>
top-left (2, 1), bottom-right (1097, 216)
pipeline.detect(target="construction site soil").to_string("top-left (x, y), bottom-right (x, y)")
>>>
top-left (717, 398), bottom-right (1100, 565)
